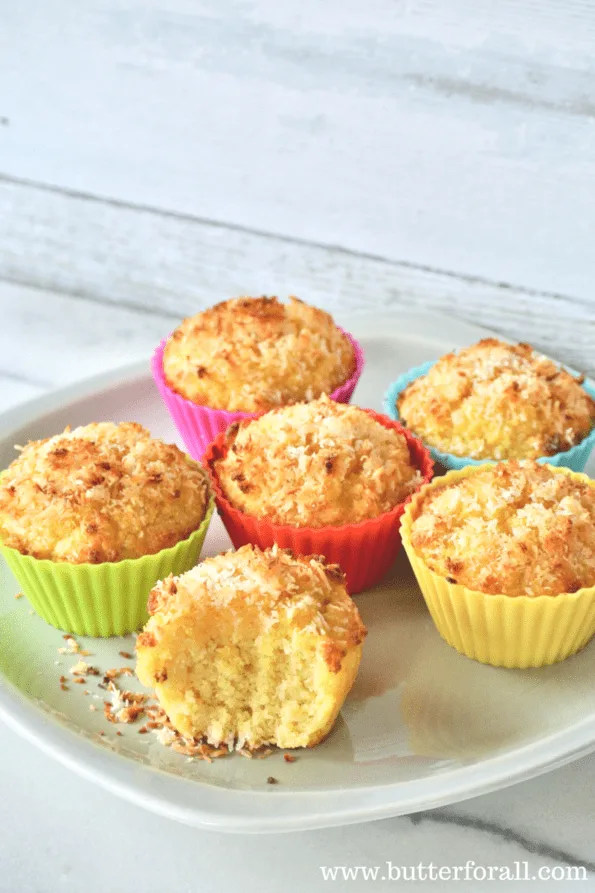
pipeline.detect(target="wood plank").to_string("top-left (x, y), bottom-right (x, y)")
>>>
top-left (0, 183), bottom-right (593, 378)
top-left (0, 372), bottom-right (45, 411)
top-left (0, 280), bottom-right (168, 390)
top-left (1, 1), bottom-right (595, 296)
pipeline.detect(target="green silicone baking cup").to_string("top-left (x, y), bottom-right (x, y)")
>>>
top-left (0, 496), bottom-right (214, 637)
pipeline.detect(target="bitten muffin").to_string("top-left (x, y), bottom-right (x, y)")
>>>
top-left (0, 422), bottom-right (210, 563)
top-left (162, 295), bottom-right (355, 412)
top-left (397, 339), bottom-right (595, 460)
top-left (409, 460), bottom-right (595, 598)
top-left (136, 544), bottom-right (367, 749)
top-left (213, 395), bottom-right (422, 527)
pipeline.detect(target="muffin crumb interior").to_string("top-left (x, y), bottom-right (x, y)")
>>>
top-left (136, 544), bottom-right (366, 750)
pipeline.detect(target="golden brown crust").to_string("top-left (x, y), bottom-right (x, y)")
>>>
top-left (397, 339), bottom-right (595, 460)
top-left (142, 544), bottom-right (366, 653)
top-left (410, 461), bottom-right (595, 597)
top-left (163, 296), bottom-right (355, 411)
top-left (136, 544), bottom-right (366, 749)
top-left (214, 395), bottom-right (421, 527)
top-left (136, 631), bottom-right (157, 648)
top-left (0, 422), bottom-right (210, 563)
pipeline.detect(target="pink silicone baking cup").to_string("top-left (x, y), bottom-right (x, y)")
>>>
top-left (151, 329), bottom-right (365, 461)
top-left (205, 411), bottom-right (434, 594)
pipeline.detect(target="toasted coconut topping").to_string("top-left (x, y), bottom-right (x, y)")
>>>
top-left (214, 395), bottom-right (421, 527)
top-left (163, 296), bottom-right (355, 412)
top-left (0, 422), bottom-right (210, 562)
top-left (143, 543), bottom-right (365, 655)
top-left (410, 460), bottom-right (595, 597)
top-left (397, 339), bottom-right (595, 460)
top-left (136, 544), bottom-right (366, 751)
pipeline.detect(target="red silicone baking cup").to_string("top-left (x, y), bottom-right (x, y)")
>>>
top-left (151, 329), bottom-right (365, 462)
top-left (204, 410), bottom-right (434, 594)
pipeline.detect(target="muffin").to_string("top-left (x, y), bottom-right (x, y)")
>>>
top-left (0, 422), bottom-right (214, 636)
top-left (152, 296), bottom-right (364, 460)
top-left (215, 395), bottom-right (421, 526)
top-left (401, 460), bottom-right (595, 667)
top-left (206, 395), bottom-right (434, 592)
top-left (136, 544), bottom-right (367, 750)
top-left (163, 296), bottom-right (355, 411)
top-left (388, 339), bottom-right (595, 469)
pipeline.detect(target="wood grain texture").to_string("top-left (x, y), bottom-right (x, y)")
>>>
top-left (0, 280), bottom-right (167, 387)
top-left (0, 376), bottom-right (44, 412)
top-left (0, 179), bottom-right (593, 389)
top-left (1, 1), bottom-right (595, 297)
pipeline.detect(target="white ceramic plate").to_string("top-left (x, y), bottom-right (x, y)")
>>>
top-left (1, 310), bottom-right (594, 833)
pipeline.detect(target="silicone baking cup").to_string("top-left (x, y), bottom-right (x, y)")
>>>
top-left (205, 410), bottom-right (433, 594)
top-left (0, 497), bottom-right (214, 637)
top-left (384, 360), bottom-right (595, 472)
top-left (152, 329), bottom-right (365, 461)
top-left (401, 464), bottom-right (595, 668)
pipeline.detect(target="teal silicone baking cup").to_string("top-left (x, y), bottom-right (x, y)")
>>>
top-left (384, 360), bottom-right (595, 472)
top-left (0, 496), bottom-right (214, 637)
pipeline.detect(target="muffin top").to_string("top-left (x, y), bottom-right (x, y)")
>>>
top-left (409, 461), bottom-right (595, 597)
top-left (213, 395), bottom-right (421, 527)
top-left (139, 544), bottom-right (367, 664)
top-left (397, 338), bottom-right (595, 460)
top-left (0, 422), bottom-right (210, 563)
top-left (162, 295), bottom-right (355, 412)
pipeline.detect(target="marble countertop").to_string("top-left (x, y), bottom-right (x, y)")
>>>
top-left (1, 723), bottom-right (594, 891)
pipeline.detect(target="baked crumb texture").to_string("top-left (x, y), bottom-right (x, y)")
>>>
top-left (401, 461), bottom-right (595, 668)
top-left (0, 422), bottom-right (210, 563)
top-left (397, 339), bottom-right (595, 460)
top-left (206, 399), bottom-right (434, 592)
top-left (162, 296), bottom-right (356, 412)
top-left (60, 643), bottom-right (279, 761)
top-left (136, 544), bottom-right (367, 750)
top-left (410, 460), bottom-right (595, 598)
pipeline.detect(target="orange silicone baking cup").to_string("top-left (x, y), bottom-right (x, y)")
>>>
top-left (205, 410), bottom-right (434, 594)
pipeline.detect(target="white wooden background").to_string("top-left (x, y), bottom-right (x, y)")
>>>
top-left (0, 0), bottom-right (593, 400)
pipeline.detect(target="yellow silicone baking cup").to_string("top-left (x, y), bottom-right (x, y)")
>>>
top-left (401, 464), bottom-right (595, 668)
top-left (0, 497), bottom-right (214, 638)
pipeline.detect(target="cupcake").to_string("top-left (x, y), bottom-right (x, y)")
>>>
top-left (136, 544), bottom-right (367, 750)
top-left (205, 395), bottom-right (433, 593)
top-left (401, 460), bottom-right (595, 667)
top-left (152, 295), bottom-right (364, 459)
top-left (0, 422), bottom-right (214, 636)
top-left (385, 338), bottom-right (595, 470)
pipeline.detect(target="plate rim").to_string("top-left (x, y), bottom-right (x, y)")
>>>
top-left (2, 672), bottom-right (595, 832)
top-left (1, 307), bottom-right (594, 832)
